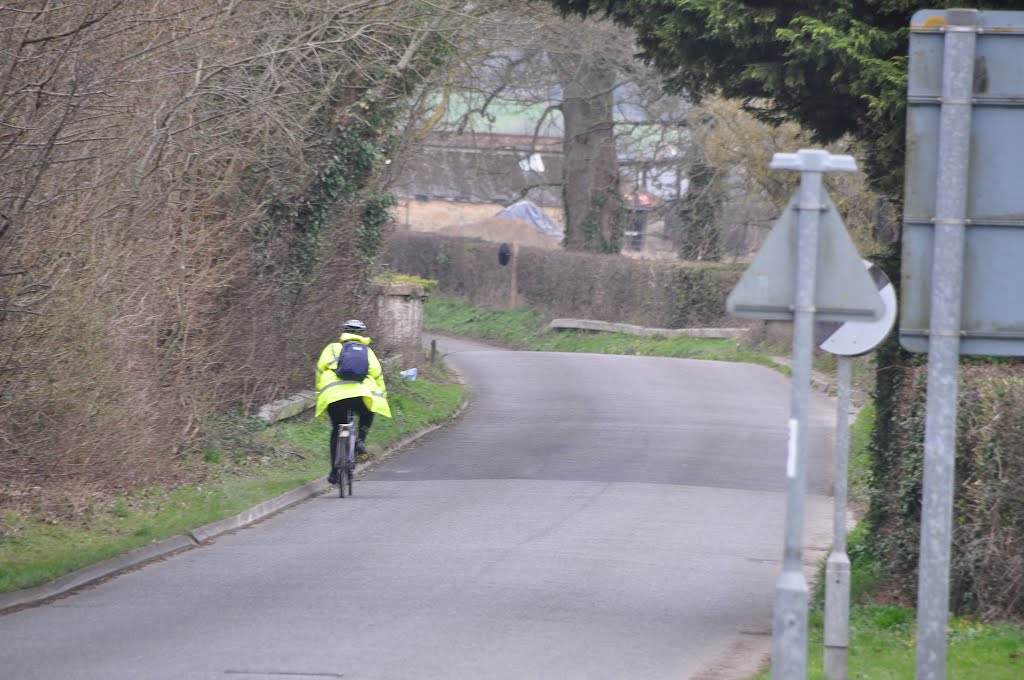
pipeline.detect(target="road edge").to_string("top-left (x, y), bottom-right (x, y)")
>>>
top-left (0, 374), bottom-right (470, 615)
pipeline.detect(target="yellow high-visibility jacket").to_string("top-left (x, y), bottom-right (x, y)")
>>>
top-left (315, 333), bottom-right (391, 419)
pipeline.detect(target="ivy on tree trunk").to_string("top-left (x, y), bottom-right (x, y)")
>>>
top-left (557, 53), bottom-right (624, 253)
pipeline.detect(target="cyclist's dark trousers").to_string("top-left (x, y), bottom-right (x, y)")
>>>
top-left (327, 397), bottom-right (374, 464)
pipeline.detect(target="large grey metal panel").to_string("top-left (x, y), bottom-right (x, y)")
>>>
top-left (901, 10), bottom-right (1024, 355)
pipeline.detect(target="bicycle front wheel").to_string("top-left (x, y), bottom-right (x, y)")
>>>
top-left (344, 424), bottom-right (356, 497)
top-left (334, 433), bottom-right (348, 498)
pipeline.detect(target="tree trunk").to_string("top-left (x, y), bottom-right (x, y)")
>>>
top-left (557, 55), bottom-right (622, 253)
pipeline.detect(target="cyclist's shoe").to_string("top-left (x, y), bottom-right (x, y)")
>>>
top-left (355, 440), bottom-right (369, 463)
top-left (327, 467), bottom-right (339, 484)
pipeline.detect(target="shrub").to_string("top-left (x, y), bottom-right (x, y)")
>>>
top-left (382, 231), bottom-right (745, 329)
top-left (868, 361), bottom-right (1024, 619)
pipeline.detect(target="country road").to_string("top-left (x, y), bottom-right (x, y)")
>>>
top-left (0, 336), bottom-right (837, 679)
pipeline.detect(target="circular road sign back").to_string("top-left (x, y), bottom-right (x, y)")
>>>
top-left (815, 260), bottom-right (897, 356)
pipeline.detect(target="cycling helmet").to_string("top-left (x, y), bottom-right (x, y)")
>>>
top-left (341, 319), bottom-right (367, 334)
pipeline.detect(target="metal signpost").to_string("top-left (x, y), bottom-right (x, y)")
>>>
top-left (902, 9), bottom-right (1024, 356)
top-left (824, 355), bottom-right (853, 680)
top-left (815, 261), bottom-right (897, 680)
top-left (901, 9), bottom-right (1024, 679)
top-left (728, 149), bottom-right (882, 679)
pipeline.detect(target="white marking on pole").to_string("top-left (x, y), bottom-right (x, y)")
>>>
top-left (787, 418), bottom-right (799, 479)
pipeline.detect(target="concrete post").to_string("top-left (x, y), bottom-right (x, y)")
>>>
top-left (824, 355), bottom-right (853, 679)
top-left (509, 242), bottom-right (520, 308)
top-left (376, 280), bottom-right (431, 359)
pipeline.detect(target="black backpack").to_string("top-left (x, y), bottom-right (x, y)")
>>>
top-left (333, 341), bottom-right (370, 381)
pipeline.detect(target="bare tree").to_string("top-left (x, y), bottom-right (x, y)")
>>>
top-left (694, 97), bottom-right (895, 258)
top-left (549, 19), bottom-right (625, 253)
top-left (395, 4), bottom-right (894, 262)
top-left (395, 5), bottom-right (644, 253)
top-left (0, 0), bottom-right (458, 501)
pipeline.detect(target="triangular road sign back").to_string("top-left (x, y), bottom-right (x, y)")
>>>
top-left (727, 190), bottom-right (884, 322)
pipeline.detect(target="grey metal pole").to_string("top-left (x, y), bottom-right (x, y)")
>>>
top-left (824, 355), bottom-right (852, 680)
top-left (769, 149), bottom-right (858, 680)
top-left (771, 151), bottom-right (821, 680)
top-left (915, 9), bottom-right (975, 680)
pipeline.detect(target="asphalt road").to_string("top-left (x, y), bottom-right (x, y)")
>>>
top-left (0, 336), bottom-right (837, 679)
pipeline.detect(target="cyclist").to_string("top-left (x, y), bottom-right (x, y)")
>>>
top-left (315, 319), bottom-right (391, 483)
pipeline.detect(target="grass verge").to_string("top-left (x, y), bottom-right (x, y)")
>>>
top-left (0, 363), bottom-right (465, 593)
top-left (424, 295), bottom-right (782, 368)
top-left (749, 523), bottom-right (1024, 678)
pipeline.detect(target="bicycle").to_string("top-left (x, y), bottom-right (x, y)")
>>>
top-left (332, 413), bottom-right (358, 498)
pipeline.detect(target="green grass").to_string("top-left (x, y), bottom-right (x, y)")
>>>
top-left (0, 368), bottom-right (465, 593)
top-left (0, 461), bottom-right (321, 592)
top-left (424, 295), bottom-right (781, 368)
top-left (748, 529), bottom-right (1024, 678)
top-left (749, 607), bottom-right (1024, 679)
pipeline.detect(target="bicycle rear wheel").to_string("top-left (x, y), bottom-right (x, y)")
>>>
top-left (343, 462), bottom-right (353, 497)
